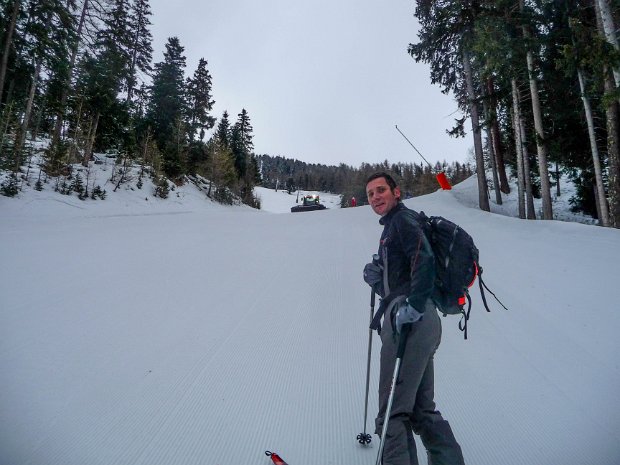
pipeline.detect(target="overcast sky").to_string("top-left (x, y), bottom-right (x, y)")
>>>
top-left (148, 0), bottom-right (472, 167)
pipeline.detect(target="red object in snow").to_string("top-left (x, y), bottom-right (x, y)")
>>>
top-left (265, 451), bottom-right (289, 465)
top-left (394, 125), bottom-right (452, 191)
top-left (435, 172), bottom-right (452, 190)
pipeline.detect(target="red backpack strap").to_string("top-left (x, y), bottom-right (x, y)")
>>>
top-left (457, 292), bottom-right (472, 340)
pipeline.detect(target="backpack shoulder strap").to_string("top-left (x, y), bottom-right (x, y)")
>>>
top-left (477, 265), bottom-right (509, 312)
top-left (370, 289), bottom-right (408, 333)
top-left (457, 292), bottom-right (472, 340)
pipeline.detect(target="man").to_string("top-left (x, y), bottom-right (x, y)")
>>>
top-left (363, 172), bottom-right (465, 465)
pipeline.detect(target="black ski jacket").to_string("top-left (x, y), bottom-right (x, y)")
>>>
top-left (377, 202), bottom-right (436, 313)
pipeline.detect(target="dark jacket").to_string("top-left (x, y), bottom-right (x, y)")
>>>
top-left (377, 202), bottom-right (436, 313)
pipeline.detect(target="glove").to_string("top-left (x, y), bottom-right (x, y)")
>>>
top-left (393, 302), bottom-right (424, 334)
top-left (363, 262), bottom-right (382, 288)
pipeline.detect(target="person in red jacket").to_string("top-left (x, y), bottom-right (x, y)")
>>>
top-left (351, 196), bottom-right (357, 207)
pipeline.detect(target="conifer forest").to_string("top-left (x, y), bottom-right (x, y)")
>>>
top-left (1, 1), bottom-right (620, 227)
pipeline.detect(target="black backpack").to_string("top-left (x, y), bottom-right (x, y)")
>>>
top-left (415, 211), bottom-right (507, 339)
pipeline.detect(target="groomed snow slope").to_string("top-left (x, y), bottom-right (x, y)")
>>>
top-left (1, 181), bottom-right (619, 465)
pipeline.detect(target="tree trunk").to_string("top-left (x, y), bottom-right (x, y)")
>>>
top-left (69, 96), bottom-right (85, 164)
top-left (577, 68), bottom-right (610, 226)
top-left (126, 4), bottom-right (143, 105)
top-left (520, 117), bottom-right (537, 220)
top-left (604, 71), bottom-right (620, 228)
top-left (513, 78), bottom-right (536, 218)
top-left (595, 0), bottom-right (620, 228)
top-left (0, 99), bottom-right (15, 159)
top-left (596, 0), bottom-right (620, 87)
top-left (511, 80), bottom-right (526, 219)
top-left (83, 112), bottom-right (99, 165)
top-left (13, 60), bottom-right (41, 161)
top-left (483, 94), bottom-right (502, 205)
top-left (520, 0), bottom-right (553, 219)
top-left (462, 47), bottom-right (490, 212)
top-left (0, 0), bottom-right (20, 105)
top-left (50, 0), bottom-right (89, 152)
top-left (487, 77), bottom-right (510, 194)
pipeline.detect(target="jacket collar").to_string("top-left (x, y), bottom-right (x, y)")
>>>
top-left (379, 201), bottom-right (406, 226)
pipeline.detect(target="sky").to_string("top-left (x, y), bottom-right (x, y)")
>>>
top-left (147, 0), bottom-right (473, 167)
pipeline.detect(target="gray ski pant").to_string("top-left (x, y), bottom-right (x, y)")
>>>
top-left (375, 301), bottom-right (465, 465)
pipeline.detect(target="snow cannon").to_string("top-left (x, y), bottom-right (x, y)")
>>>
top-left (395, 125), bottom-right (452, 190)
top-left (265, 451), bottom-right (289, 465)
top-left (435, 171), bottom-right (452, 190)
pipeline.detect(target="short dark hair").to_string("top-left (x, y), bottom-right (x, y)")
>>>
top-left (366, 172), bottom-right (398, 191)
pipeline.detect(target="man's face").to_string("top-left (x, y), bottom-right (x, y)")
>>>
top-left (366, 177), bottom-right (401, 216)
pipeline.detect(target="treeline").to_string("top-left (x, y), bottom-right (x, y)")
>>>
top-left (4, 1), bottom-right (620, 225)
top-left (0, 0), bottom-right (259, 206)
top-left (257, 154), bottom-right (474, 207)
top-left (408, 0), bottom-right (620, 227)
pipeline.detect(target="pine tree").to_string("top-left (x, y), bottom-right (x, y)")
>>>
top-left (592, 0), bottom-right (620, 227)
top-left (186, 58), bottom-right (215, 141)
top-left (230, 108), bottom-right (260, 206)
top-left (71, 172), bottom-right (85, 198)
top-left (215, 110), bottom-right (231, 147)
top-left (519, 0), bottom-right (553, 220)
top-left (154, 175), bottom-right (169, 198)
top-left (146, 36), bottom-right (187, 177)
top-left (0, 172), bottom-right (19, 196)
top-left (230, 108), bottom-right (253, 178)
top-left (206, 138), bottom-right (237, 201)
top-left (48, 0), bottom-right (88, 159)
top-left (409, 0), bottom-right (490, 211)
top-left (70, 0), bottom-right (134, 164)
top-left (596, 0), bottom-right (620, 88)
top-left (126, 0), bottom-right (153, 105)
top-left (563, 10), bottom-right (610, 226)
top-left (6, 0), bottom-right (74, 167)
top-left (0, 0), bottom-right (21, 105)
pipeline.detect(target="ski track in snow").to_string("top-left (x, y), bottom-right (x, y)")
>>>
top-left (1, 185), bottom-right (620, 465)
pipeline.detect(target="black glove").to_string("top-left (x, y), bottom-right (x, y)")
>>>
top-left (363, 262), bottom-right (382, 287)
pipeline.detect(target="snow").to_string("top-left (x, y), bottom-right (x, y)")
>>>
top-left (451, 174), bottom-right (598, 224)
top-left (1, 172), bottom-right (619, 465)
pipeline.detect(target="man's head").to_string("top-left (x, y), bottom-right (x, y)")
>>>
top-left (366, 172), bottom-right (401, 216)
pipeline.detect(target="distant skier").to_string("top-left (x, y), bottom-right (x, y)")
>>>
top-left (351, 196), bottom-right (357, 207)
top-left (363, 172), bottom-right (465, 465)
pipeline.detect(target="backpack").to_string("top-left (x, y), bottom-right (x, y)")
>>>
top-left (415, 211), bottom-right (507, 339)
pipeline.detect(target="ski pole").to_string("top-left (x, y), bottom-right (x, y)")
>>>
top-left (375, 323), bottom-right (412, 465)
top-left (265, 451), bottom-right (289, 465)
top-left (357, 288), bottom-right (376, 445)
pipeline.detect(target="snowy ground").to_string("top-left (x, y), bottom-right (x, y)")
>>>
top-left (452, 173), bottom-right (597, 224)
top-left (1, 171), bottom-right (619, 465)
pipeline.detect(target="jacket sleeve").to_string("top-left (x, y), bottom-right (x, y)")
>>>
top-left (393, 212), bottom-right (436, 312)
